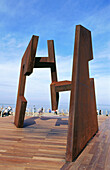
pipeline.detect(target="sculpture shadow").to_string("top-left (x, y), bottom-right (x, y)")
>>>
top-left (55, 118), bottom-right (68, 126)
top-left (40, 117), bottom-right (68, 126)
top-left (23, 116), bottom-right (39, 128)
top-left (23, 116), bottom-right (68, 128)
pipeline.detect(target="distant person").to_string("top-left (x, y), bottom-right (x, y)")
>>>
top-left (3, 108), bottom-right (8, 116)
top-left (38, 107), bottom-right (43, 114)
top-left (41, 107), bottom-right (43, 113)
top-left (33, 105), bottom-right (36, 113)
top-left (54, 110), bottom-right (57, 115)
top-left (49, 109), bottom-right (51, 113)
top-left (38, 107), bottom-right (43, 117)
top-left (7, 106), bottom-right (12, 115)
top-left (99, 110), bottom-right (101, 115)
top-left (106, 110), bottom-right (108, 116)
top-left (96, 110), bottom-right (98, 115)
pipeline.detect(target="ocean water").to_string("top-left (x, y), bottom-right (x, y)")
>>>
top-left (0, 103), bottom-right (110, 115)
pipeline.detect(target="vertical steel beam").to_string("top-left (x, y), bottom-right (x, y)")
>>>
top-left (14, 36), bottom-right (39, 128)
top-left (48, 40), bottom-right (59, 110)
top-left (66, 25), bottom-right (98, 161)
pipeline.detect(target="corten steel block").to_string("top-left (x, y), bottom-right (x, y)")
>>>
top-left (15, 96), bottom-right (27, 128)
top-left (24, 35), bottom-right (39, 76)
top-left (34, 40), bottom-right (58, 82)
top-left (35, 40), bottom-right (59, 111)
top-left (50, 81), bottom-right (72, 110)
top-left (14, 36), bottom-right (39, 128)
top-left (15, 38), bottom-right (59, 128)
top-left (66, 25), bottom-right (98, 162)
top-left (52, 81), bottom-right (72, 92)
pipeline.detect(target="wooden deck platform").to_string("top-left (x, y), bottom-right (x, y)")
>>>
top-left (0, 115), bottom-right (109, 170)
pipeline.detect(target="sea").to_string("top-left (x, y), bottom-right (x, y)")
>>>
top-left (0, 103), bottom-right (110, 115)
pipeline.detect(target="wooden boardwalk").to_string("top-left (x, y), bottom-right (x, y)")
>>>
top-left (0, 116), bottom-right (68, 170)
top-left (0, 115), bottom-right (109, 170)
top-left (62, 116), bottom-right (110, 170)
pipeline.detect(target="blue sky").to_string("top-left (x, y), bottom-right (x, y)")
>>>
top-left (0, 0), bottom-right (110, 110)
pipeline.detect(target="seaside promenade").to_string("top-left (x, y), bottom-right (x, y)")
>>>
top-left (0, 114), bottom-right (109, 169)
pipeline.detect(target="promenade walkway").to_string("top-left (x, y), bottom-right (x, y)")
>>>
top-left (0, 115), bottom-right (109, 169)
top-left (62, 115), bottom-right (110, 170)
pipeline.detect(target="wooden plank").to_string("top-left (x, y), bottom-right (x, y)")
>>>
top-left (0, 115), bottom-right (109, 169)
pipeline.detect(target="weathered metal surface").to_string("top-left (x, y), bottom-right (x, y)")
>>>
top-left (15, 39), bottom-right (59, 128)
top-left (15, 26), bottom-right (98, 164)
top-left (51, 81), bottom-right (72, 92)
top-left (23, 36), bottom-right (39, 76)
top-left (14, 35), bottom-right (39, 128)
top-left (50, 81), bottom-right (72, 110)
top-left (66, 25), bottom-right (98, 162)
top-left (35, 40), bottom-right (59, 110)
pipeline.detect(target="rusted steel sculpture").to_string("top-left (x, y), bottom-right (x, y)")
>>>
top-left (15, 25), bottom-right (98, 163)
top-left (66, 25), bottom-right (98, 161)
top-left (14, 37), bottom-right (59, 127)
top-left (14, 36), bottom-right (39, 128)
top-left (50, 80), bottom-right (72, 110)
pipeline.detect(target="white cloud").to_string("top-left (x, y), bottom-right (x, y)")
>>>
top-left (0, 50), bottom-right (109, 110)
top-left (96, 43), bottom-right (110, 60)
top-left (81, 4), bottom-right (110, 35)
top-left (0, 0), bottom-right (109, 111)
top-left (0, 51), bottom-right (72, 109)
top-left (0, 61), bottom-right (20, 104)
top-left (95, 75), bottom-right (110, 106)
top-left (25, 55), bottom-right (73, 108)
top-left (0, 33), bottom-right (29, 63)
